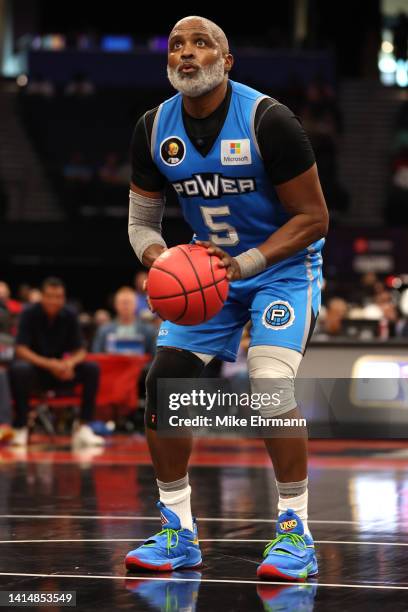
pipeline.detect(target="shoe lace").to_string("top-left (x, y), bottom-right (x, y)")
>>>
top-left (263, 532), bottom-right (306, 558)
top-left (153, 527), bottom-right (180, 552)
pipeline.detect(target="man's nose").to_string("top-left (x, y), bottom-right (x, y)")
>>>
top-left (181, 42), bottom-right (195, 59)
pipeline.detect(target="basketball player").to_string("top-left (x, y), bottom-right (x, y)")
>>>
top-left (126, 16), bottom-right (328, 580)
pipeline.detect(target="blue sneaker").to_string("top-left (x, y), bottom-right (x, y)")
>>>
top-left (257, 509), bottom-right (318, 581)
top-left (125, 502), bottom-right (202, 571)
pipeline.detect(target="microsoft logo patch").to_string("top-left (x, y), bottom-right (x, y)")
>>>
top-left (221, 139), bottom-right (251, 165)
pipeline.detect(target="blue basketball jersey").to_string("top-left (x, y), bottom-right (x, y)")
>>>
top-left (152, 80), bottom-right (324, 262)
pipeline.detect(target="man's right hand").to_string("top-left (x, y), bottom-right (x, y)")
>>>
top-left (47, 359), bottom-right (71, 380)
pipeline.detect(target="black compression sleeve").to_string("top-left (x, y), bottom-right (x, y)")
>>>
top-left (130, 109), bottom-right (166, 191)
top-left (255, 100), bottom-right (315, 185)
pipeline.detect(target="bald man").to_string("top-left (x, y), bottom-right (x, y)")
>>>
top-left (126, 16), bottom-right (328, 580)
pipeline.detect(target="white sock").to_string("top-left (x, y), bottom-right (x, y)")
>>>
top-left (158, 481), bottom-right (193, 532)
top-left (278, 489), bottom-right (311, 537)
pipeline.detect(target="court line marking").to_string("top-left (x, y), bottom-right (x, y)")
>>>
top-left (0, 572), bottom-right (407, 590)
top-left (0, 538), bottom-right (406, 546)
top-left (0, 515), bottom-right (394, 525)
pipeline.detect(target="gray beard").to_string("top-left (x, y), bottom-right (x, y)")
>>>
top-left (167, 56), bottom-right (226, 98)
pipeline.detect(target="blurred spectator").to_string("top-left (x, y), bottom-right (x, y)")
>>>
top-left (0, 301), bottom-right (11, 336)
top-left (360, 272), bottom-right (379, 301)
top-left (349, 272), bottom-right (378, 305)
top-left (133, 271), bottom-right (149, 318)
top-left (0, 286), bottom-right (14, 358)
top-left (316, 297), bottom-right (348, 337)
top-left (92, 286), bottom-right (156, 355)
top-left (375, 290), bottom-right (399, 338)
top-left (378, 301), bottom-right (399, 338)
top-left (348, 287), bottom-right (393, 325)
top-left (94, 309), bottom-right (112, 328)
top-left (8, 277), bottom-right (102, 447)
top-left (78, 312), bottom-right (95, 349)
top-left (64, 72), bottom-right (95, 97)
top-left (26, 73), bottom-right (55, 98)
top-left (28, 288), bottom-right (42, 304)
top-left (375, 289), bottom-right (393, 308)
top-left (0, 282), bottom-right (23, 316)
top-left (0, 282), bottom-right (22, 337)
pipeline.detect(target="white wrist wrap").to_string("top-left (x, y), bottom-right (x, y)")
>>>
top-left (235, 248), bottom-right (267, 279)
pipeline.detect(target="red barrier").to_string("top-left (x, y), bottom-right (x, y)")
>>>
top-left (86, 354), bottom-right (150, 415)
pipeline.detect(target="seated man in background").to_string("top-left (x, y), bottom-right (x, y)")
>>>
top-left (8, 277), bottom-right (103, 447)
top-left (92, 286), bottom-right (156, 355)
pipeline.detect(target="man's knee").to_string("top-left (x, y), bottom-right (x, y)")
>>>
top-left (8, 360), bottom-right (35, 380)
top-left (248, 345), bottom-right (302, 417)
top-left (145, 348), bottom-right (207, 430)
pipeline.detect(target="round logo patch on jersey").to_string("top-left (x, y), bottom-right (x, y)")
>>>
top-left (262, 300), bottom-right (295, 330)
top-left (160, 136), bottom-right (186, 166)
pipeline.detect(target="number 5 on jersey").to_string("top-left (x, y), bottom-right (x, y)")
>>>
top-left (200, 205), bottom-right (239, 246)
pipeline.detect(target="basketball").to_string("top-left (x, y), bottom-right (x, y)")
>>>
top-left (146, 244), bottom-right (229, 325)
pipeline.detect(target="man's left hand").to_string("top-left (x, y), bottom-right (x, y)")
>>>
top-left (58, 360), bottom-right (76, 381)
top-left (195, 241), bottom-right (241, 281)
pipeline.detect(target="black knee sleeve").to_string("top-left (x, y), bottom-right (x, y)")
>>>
top-left (145, 347), bottom-right (206, 430)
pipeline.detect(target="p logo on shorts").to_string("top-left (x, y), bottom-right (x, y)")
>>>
top-left (262, 301), bottom-right (295, 330)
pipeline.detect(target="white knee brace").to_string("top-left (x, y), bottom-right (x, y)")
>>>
top-left (248, 345), bottom-right (302, 417)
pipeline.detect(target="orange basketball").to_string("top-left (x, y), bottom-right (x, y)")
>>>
top-left (146, 244), bottom-right (229, 325)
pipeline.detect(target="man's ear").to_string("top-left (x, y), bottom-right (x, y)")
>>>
top-left (224, 53), bottom-right (234, 74)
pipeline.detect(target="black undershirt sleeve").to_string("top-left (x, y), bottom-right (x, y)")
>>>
top-left (130, 108), bottom-right (166, 192)
top-left (255, 100), bottom-right (315, 186)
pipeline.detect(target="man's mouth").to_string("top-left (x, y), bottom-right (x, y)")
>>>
top-left (179, 63), bottom-right (199, 74)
